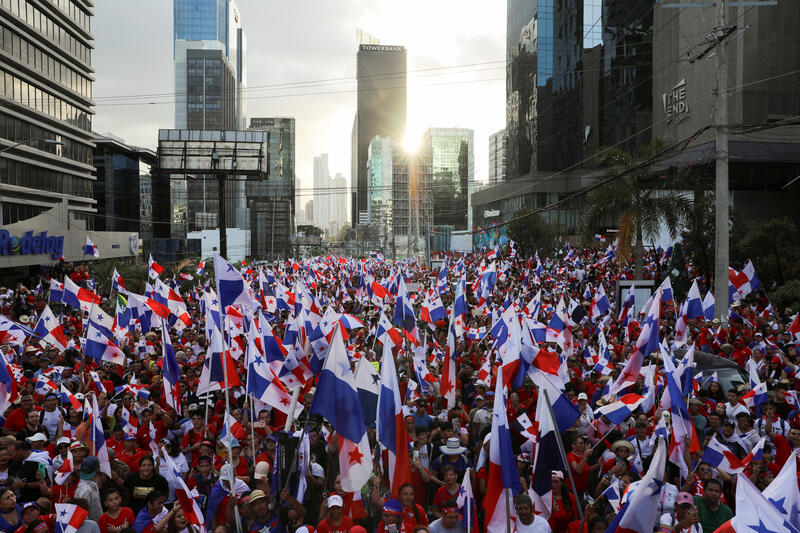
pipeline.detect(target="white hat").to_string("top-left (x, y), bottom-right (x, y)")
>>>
top-left (577, 393), bottom-right (588, 401)
top-left (26, 433), bottom-right (47, 443)
top-left (310, 462), bottom-right (324, 478)
top-left (253, 461), bottom-right (270, 480)
top-left (219, 464), bottom-right (234, 481)
top-left (440, 437), bottom-right (467, 456)
top-left (57, 437), bottom-right (71, 446)
top-left (327, 495), bottom-right (343, 508)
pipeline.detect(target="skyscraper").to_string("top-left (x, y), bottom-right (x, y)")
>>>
top-left (0, 0), bottom-right (95, 225)
top-left (506, 0), bottom-right (585, 177)
top-left (313, 154), bottom-right (330, 232)
top-left (488, 129), bottom-right (506, 184)
top-left (174, 0), bottom-right (246, 129)
top-left (330, 173), bottom-right (348, 237)
top-left (248, 117), bottom-right (295, 259)
top-left (352, 44), bottom-right (407, 226)
top-left (421, 128), bottom-right (474, 232)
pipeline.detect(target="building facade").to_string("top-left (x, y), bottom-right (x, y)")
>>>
top-left (421, 128), bottom-right (474, 233)
top-left (0, 0), bottom-right (96, 226)
top-left (93, 134), bottom-right (157, 241)
top-left (488, 128), bottom-right (506, 184)
top-left (312, 153), bottom-right (330, 232)
top-left (174, 0), bottom-right (246, 129)
top-left (248, 117), bottom-right (295, 260)
top-left (352, 43), bottom-right (406, 226)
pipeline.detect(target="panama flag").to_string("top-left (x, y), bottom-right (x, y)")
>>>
top-left (246, 328), bottom-right (301, 417)
top-left (703, 291), bottom-right (715, 321)
top-left (55, 503), bottom-right (89, 533)
top-left (60, 384), bottom-right (82, 411)
top-left (219, 412), bottom-right (247, 447)
top-left (618, 284), bottom-right (635, 325)
top-left (715, 474), bottom-right (800, 533)
top-left (63, 277), bottom-right (101, 312)
top-left (685, 280), bottom-right (705, 319)
top-left (420, 292), bottom-right (447, 325)
top-left (110, 268), bottom-right (126, 294)
top-left (595, 393), bottom-right (645, 425)
top-left (213, 253), bottom-right (252, 311)
top-left (148, 254), bottom-right (164, 279)
top-left (49, 279), bottom-right (64, 303)
top-left (608, 291), bottom-right (660, 397)
top-left (590, 284), bottom-right (611, 319)
top-left (83, 236), bottom-right (99, 257)
top-left (0, 315), bottom-right (31, 346)
top-left (483, 366), bottom-right (522, 529)
top-left (377, 341), bottom-right (411, 497)
top-left (83, 324), bottom-right (126, 366)
top-left (602, 476), bottom-right (623, 512)
top-left (457, 468), bottom-right (478, 532)
top-left (161, 319), bottom-right (181, 415)
top-left (196, 260), bottom-right (206, 276)
top-left (33, 305), bottom-right (68, 350)
top-left (529, 382), bottom-right (566, 518)
top-left (54, 453), bottom-right (74, 485)
top-left (90, 394), bottom-right (112, 476)
top-left (763, 450), bottom-right (800, 529)
top-left (607, 438), bottom-right (666, 533)
top-left (441, 294), bottom-right (459, 409)
top-left (701, 435), bottom-right (765, 474)
top-left (354, 356), bottom-right (380, 428)
top-left (159, 449), bottom-right (207, 533)
top-left (35, 375), bottom-right (59, 395)
top-left (309, 326), bottom-right (372, 492)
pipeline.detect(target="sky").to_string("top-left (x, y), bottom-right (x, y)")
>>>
top-left (91, 1), bottom-right (507, 214)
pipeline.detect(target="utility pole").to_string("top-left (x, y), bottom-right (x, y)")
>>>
top-left (661, 0), bottom-right (776, 320)
top-left (713, 0), bottom-right (729, 320)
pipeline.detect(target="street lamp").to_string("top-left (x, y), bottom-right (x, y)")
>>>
top-left (0, 138), bottom-right (65, 226)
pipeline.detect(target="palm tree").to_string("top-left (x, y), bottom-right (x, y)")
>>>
top-left (580, 140), bottom-right (693, 279)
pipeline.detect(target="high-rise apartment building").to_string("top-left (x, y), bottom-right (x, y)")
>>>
top-left (330, 172), bottom-right (347, 237)
top-left (248, 117), bottom-right (295, 259)
top-left (421, 128), bottom-right (474, 232)
top-left (0, 0), bottom-right (95, 225)
top-left (488, 129), bottom-right (506, 184)
top-left (352, 44), bottom-right (407, 226)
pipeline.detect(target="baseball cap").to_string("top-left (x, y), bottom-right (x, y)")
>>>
top-left (80, 456), bottom-right (99, 479)
top-left (57, 437), bottom-right (71, 446)
top-left (327, 495), bottom-right (343, 508)
top-left (253, 461), bottom-right (270, 480)
top-left (26, 433), bottom-right (47, 443)
top-left (310, 463), bottom-right (324, 478)
top-left (577, 393), bottom-right (588, 401)
top-left (229, 438), bottom-right (241, 448)
top-left (551, 470), bottom-right (564, 479)
top-left (382, 499), bottom-right (402, 515)
top-left (676, 492), bottom-right (694, 506)
top-left (219, 464), bottom-right (234, 481)
top-left (475, 395), bottom-right (485, 401)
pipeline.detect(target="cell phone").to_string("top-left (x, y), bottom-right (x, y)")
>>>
top-left (37, 463), bottom-right (47, 478)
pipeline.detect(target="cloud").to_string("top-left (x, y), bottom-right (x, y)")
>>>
top-left (91, 0), bottom-right (505, 202)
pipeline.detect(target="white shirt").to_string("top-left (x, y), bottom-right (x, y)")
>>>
top-left (517, 515), bottom-right (552, 533)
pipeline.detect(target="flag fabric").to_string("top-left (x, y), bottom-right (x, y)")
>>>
top-left (213, 253), bottom-right (253, 311)
top-left (159, 449), bottom-right (207, 533)
top-left (590, 284), bottom-right (611, 319)
top-left (701, 436), bottom-right (765, 474)
top-left (49, 279), bottom-right (64, 303)
top-left (90, 394), bottom-right (112, 476)
top-left (762, 451), bottom-right (800, 529)
top-left (601, 476), bottom-right (622, 512)
top-left (246, 328), bottom-right (301, 417)
top-left (608, 292), bottom-right (660, 397)
top-left (606, 438), bottom-right (666, 533)
top-left (0, 315), bottom-right (32, 346)
top-left (83, 236), bottom-right (99, 257)
top-left (148, 254), bottom-right (164, 279)
top-left (723, 474), bottom-right (800, 533)
top-left (685, 280), bottom-right (705, 319)
top-left (33, 305), bottom-right (68, 351)
top-left (309, 326), bottom-right (372, 492)
top-left (354, 356), bottom-right (380, 428)
top-left (84, 325), bottom-right (126, 366)
top-left (594, 393), bottom-right (645, 425)
top-left (62, 277), bottom-right (101, 312)
top-left (456, 468), bottom-right (478, 532)
top-left (54, 503), bottom-right (89, 533)
top-left (483, 365), bottom-right (521, 530)
top-left (376, 341), bottom-right (411, 497)
top-left (529, 383), bottom-right (564, 518)
top-left (703, 291), bottom-right (715, 321)
top-left (161, 319), bottom-right (181, 415)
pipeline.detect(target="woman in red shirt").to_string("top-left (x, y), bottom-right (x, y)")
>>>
top-left (98, 487), bottom-right (135, 533)
top-left (549, 471), bottom-right (578, 532)
top-left (567, 436), bottom-right (601, 497)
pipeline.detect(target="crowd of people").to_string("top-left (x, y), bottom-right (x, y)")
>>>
top-left (0, 245), bottom-right (795, 533)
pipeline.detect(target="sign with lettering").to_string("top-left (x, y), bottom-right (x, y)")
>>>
top-left (359, 44), bottom-right (404, 52)
top-left (0, 230), bottom-right (64, 259)
top-left (484, 209), bottom-right (501, 218)
top-left (663, 79), bottom-right (689, 121)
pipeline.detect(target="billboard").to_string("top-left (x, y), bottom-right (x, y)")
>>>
top-left (156, 130), bottom-right (268, 175)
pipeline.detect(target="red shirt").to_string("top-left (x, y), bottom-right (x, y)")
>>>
top-left (401, 503), bottom-right (428, 531)
top-left (136, 420), bottom-right (167, 449)
top-left (118, 448), bottom-right (148, 473)
top-left (98, 508), bottom-right (135, 533)
top-left (433, 485), bottom-right (460, 512)
top-left (567, 452), bottom-right (590, 494)
top-left (316, 516), bottom-right (353, 533)
top-left (4, 406), bottom-right (43, 433)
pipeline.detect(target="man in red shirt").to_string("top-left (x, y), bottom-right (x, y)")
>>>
top-left (117, 434), bottom-right (147, 473)
top-left (135, 406), bottom-right (172, 449)
top-left (3, 394), bottom-right (43, 435)
top-left (316, 495), bottom-right (353, 533)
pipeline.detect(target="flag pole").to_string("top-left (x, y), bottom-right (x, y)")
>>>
top-left (465, 467), bottom-right (472, 533)
top-left (542, 389), bottom-right (584, 521)
top-left (504, 487), bottom-right (512, 533)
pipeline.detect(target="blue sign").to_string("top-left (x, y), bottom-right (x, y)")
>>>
top-left (0, 230), bottom-right (64, 260)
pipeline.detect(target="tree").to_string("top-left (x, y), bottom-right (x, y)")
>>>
top-left (296, 225), bottom-right (323, 237)
top-left (733, 217), bottom-right (800, 289)
top-left (579, 140), bottom-right (693, 279)
top-left (507, 209), bottom-right (556, 257)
